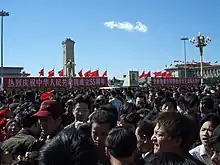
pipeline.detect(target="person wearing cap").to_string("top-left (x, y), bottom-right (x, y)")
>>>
top-left (33, 100), bottom-right (64, 142)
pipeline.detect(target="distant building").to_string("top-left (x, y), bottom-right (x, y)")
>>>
top-left (2, 66), bottom-right (30, 77)
top-left (123, 71), bottom-right (139, 87)
top-left (165, 62), bottom-right (220, 78)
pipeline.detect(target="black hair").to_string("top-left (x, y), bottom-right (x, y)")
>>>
top-left (110, 90), bottom-right (117, 97)
top-left (91, 110), bottom-right (117, 129)
top-left (200, 113), bottom-right (220, 129)
top-left (73, 94), bottom-right (91, 109)
top-left (123, 112), bottom-right (141, 127)
top-left (77, 123), bottom-right (91, 138)
top-left (39, 127), bottom-right (98, 165)
top-left (154, 112), bottom-right (195, 152)
top-left (184, 93), bottom-right (199, 108)
top-left (200, 96), bottom-right (214, 110)
top-left (125, 91), bottom-right (133, 98)
top-left (160, 97), bottom-right (177, 111)
top-left (99, 104), bottom-right (118, 120)
top-left (137, 120), bottom-right (154, 139)
top-left (134, 91), bottom-right (146, 100)
top-left (105, 127), bottom-right (137, 158)
top-left (19, 108), bottom-right (38, 128)
top-left (121, 102), bottom-right (136, 115)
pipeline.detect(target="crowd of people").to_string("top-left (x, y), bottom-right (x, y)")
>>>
top-left (0, 85), bottom-right (219, 165)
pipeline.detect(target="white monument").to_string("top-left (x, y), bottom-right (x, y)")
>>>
top-left (62, 38), bottom-right (75, 77)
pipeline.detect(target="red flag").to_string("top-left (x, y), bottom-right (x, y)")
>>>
top-left (162, 72), bottom-right (167, 77)
top-left (139, 71), bottom-right (145, 79)
top-left (166, 72), bottom-right (172, 78)
top-left (48, 69), bottom-right (54, 77)
top-left (39, 68), bottom-right (44, 76)
top-left (91, 70), bottom-right (99, 77)
top-left (84, 70), bottom-right (91, 77)
top-left (58, 69), bottom-right (64, 77)
top-left (78, 70), bottom-right (83, 77)
top-left (102, 70), bottom-right (107, 77)
top-left (153, 72), bottom-right (162, 77)
top-left (145, 71), bottom-right (151, 78)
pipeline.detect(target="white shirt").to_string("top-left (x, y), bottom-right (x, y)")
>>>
top-left (189, 144), bottom-right (212, 165)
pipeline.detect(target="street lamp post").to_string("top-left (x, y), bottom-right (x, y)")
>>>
top-left (180, 37), bottom-right (189, 78)
top-left (189, 32), bottom-right (211, 84)
top-left (0, 10), bottom-right (9, 78)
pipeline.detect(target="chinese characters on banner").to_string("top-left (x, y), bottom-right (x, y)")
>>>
top-left (151, 77), bottom-right (200, 86)
top-left (2, 77), bottom-right (108, 88)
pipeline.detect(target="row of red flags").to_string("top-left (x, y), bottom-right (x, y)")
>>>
top-left (38, 68), bottom-right (107, 77)
top-left (139, 71), bottom-right (173, 78)
top-left (173, 60), bottom-right (218, 64)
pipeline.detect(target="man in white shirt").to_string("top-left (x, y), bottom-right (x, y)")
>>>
top-left (190, 114), bottom-right (220, 165)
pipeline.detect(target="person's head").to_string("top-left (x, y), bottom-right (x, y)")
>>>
top-left (13, 94), bottom-right (21, 103)
top-left (94, 95), bottom-right (106, 109)
top-left (33, 100), bottom-right (63, 135)
top-left (173, 91), bottom-right (180, 101)
top-left (125, 91), bottom-right (133, 100)
top-left (91, 110), bottom-right (117, 149)
top-left (135, 120), bottom-right (154, 153)
top-left (118, 112), bottom-right (141, 131)
top-left (135, 92), bottom-right (146, 109)
top-left (99, 104), bottom-right (118, 121)
top-left (25, 91), bottom-right (35, 101)
top-left (160, 97), bottom-right (177, 112)
top-left (184, 93), bottom-right (199, 114)
top-left (208, 125), bottom-right (220, 165)
top-left (8, 103), bottom-right (19, 118)
top-left (73, 94), bottom-right (90, 122)
top-left (176, 97), bottom-right (186, 113)
top-left (19, 108), bottom-right (41, 137)
top-left (151, 112), bottom-right (194, 155)
top-left (200, 96), bottom-right (214, 114)
top-left (39, 128), bottom-right (98, 165)
top-left (110, 90), bottom-right (117, 98)
top-left (5, 119), bottom-right (21, 138)
top-left (105, 127), bottom-right (137, 165)
top-left (65, 99), bottom-right (74, 113)
top-left (199, 113), bottom-right (220, 149)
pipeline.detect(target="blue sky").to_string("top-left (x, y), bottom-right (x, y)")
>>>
top-left (2, 0), bottom-right (220, 78)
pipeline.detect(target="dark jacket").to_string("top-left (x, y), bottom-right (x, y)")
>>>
top-left (1, 129), bottom-right (37, 156)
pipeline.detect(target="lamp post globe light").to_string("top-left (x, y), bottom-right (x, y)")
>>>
top-left (189, 32), bottom-right (211, 84)
top-left (0, 10), bottom-right (9, 79)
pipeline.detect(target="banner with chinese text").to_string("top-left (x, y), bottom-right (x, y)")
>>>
top-left (151, 77), bottom-right (200, 86)
top-left (2, 77), bottom-right (108, 88)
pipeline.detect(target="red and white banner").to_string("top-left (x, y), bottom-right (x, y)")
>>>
top-left (151, 77), bottom-right (200, 86)
top-left (2, 77), bottom-right (108, 88)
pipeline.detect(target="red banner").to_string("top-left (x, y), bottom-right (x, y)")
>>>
top-left (151, 77), bottom-right (200, 86)
top-left (2, 77), bottom-right (108, 88)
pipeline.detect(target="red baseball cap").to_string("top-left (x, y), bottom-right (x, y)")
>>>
top-left (33, 100), bottom-right (63, 117)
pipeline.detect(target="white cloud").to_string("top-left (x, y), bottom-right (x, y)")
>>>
top-left (104, 21), bottom-right (148, 33)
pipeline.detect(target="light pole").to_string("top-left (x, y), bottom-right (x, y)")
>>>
top-left (0, 10), bottom-right (9, 78)
top-left (189, 32), bottom-right (211, 84)
top-left (180, 37), bottom-right (189, 78)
